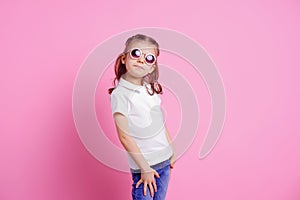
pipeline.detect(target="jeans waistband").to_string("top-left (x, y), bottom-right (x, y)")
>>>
top-left (130, 159), bottom-right (170, 174)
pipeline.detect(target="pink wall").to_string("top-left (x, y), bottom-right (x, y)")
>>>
top-left (1, 0), bottom-right (300, 199)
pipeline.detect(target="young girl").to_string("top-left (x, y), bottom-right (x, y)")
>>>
top-left (108, 34), bottom-right (175, 200)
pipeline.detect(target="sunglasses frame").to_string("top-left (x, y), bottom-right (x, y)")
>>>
top-left (127, 48), bottom-right (157, 66)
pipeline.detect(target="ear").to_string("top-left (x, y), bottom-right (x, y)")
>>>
top-left (121, 54), bottom-right (126, 64)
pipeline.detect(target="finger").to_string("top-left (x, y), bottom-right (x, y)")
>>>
top-left (136, 179), bottom-right (143, 188)
top-left (154, 170), bottom-right (160, 178)
top-left (149, 183), bottom-right (154, 197)
top-left (153, 180), bottom-right (157, 192)
top-left (143, 182), bottom-right (147, 196)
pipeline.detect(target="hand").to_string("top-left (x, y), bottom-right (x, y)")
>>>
top-left (170, 154), bottom-right (176, 169)
top-left (136, 168), bottom-right (160, 197)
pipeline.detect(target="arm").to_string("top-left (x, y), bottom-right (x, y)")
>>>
top-left (114, 112), bottom-right (151, 171)
top-left (165, 127), bottom-right (176, 169)
top-left (113, 113), bottom-right (159, 197)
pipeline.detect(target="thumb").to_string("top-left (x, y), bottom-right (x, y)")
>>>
top-left (170, 163), bottom-right (175, 169)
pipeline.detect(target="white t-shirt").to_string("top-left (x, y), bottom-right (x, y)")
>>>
top-left (110, 77), bottom-right (173, 169)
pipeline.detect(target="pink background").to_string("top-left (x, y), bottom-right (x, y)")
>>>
top-left (1, 0), bottom-right (300, 200)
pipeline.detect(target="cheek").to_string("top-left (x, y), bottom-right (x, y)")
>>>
top-left (124, 58), bottom-right (132, 69)
top-left (125, 56), bottom-right (134, 65)
top-left (146, 66), bottom-right (155, 73)
top-left (125, 62), bottom-right (134, 72)
top-left (145, 68), bottom-right (152, 74)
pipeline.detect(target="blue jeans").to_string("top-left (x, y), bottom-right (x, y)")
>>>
top-left (131, 159), bottom-right (171, 200)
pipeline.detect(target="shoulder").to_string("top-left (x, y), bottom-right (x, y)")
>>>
top-left (110, 87), bottom-right (130, 116)
top-left (110, 87), bottom-right (127, 101)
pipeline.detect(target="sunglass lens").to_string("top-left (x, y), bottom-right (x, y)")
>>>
top-left (145, 55), bottom-right (155, 64)
top-left (131, 49), bottom-right (141, 58)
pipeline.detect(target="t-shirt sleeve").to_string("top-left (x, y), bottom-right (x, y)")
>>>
top-left (110, 91), bottom-right (128, 117)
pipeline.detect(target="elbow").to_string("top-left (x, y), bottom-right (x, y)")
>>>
top-left (118, 134), bottom-right (131, 147)
top-left (119, 135), bottom-right (127, 145)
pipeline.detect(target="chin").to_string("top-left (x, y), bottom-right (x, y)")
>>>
top-left (129, 71), bottom-right (147, 78)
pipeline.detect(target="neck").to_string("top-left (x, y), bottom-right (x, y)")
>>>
top-left (122, 73), bottom-right (143, 86)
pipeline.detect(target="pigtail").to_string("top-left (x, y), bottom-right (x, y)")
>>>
top-left (108, 54), bottom-right (126, 94)
top-left (144, 66), bottom-right (163, 95)
top-left (146, 81), bottom-right (163, 95)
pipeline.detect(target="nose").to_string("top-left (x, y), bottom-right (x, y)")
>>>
top-left (137, 54), bottom-right (145, 64)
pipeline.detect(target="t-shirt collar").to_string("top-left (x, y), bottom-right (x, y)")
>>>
top-left (118, 77), bottom-right (147, 91)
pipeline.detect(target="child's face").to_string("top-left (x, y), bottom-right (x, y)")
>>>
top-left (122, 40), bottom-right (157, 79)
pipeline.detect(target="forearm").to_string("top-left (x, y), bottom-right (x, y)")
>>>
top-left (114, 113), bottom-right (151, 171)
top-left (118, 129), bottom-right (151, 171)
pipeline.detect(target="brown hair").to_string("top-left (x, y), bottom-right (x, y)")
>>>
top-left (108, 34), bottom-right (162, 95)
